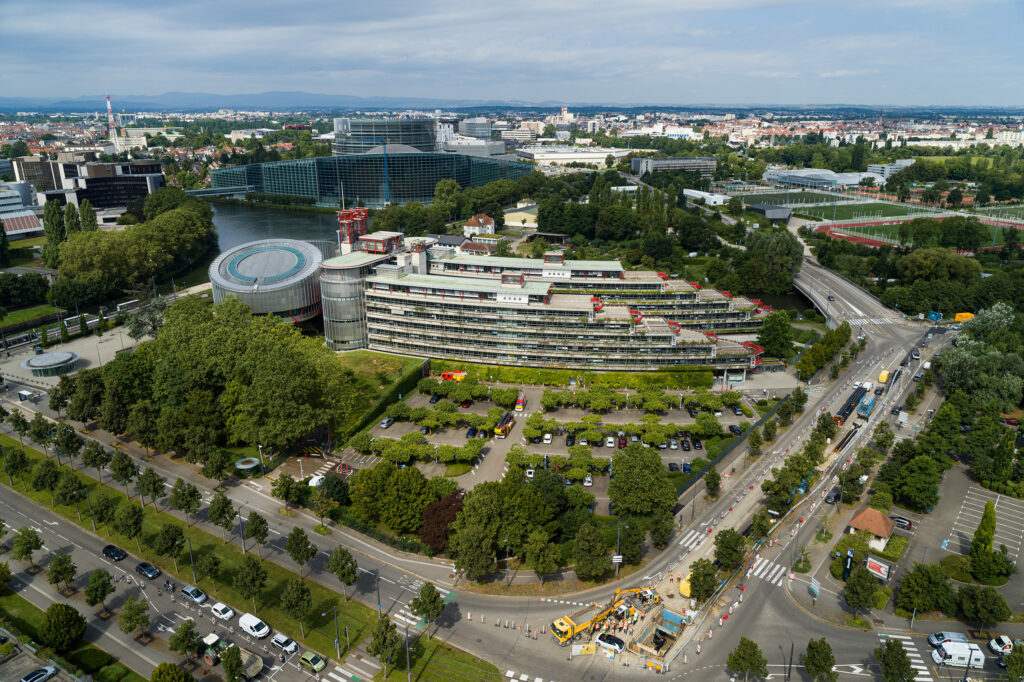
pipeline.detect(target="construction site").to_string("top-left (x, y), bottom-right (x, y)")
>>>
top-left (549, 587), bottom-right (696, 672)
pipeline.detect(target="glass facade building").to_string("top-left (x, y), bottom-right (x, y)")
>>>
top-left (209, 239), bottom-right (324, 322)
top-left (332, 118), bottom-right (438, 155)
top-left (210, 154), bottom-right (533, 208)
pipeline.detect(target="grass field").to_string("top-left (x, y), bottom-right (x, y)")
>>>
top-left (0, 590), bottom-right (146, 682)
top-left (336, 350), bottom-right (423, 383)
top-left (0, 434), bottom-right (497, 681)
top-left (2, 303), bottom-right (57, 326)
top-left (740, 191), bottom-right (855, 206)
top-left (796, 202), bottom-right (923, 221)
top-left (976, 205), bottom-right (1024, 220)
top-left (6, 235), bottom-right (47, 268)
top-left (834, 222), bottom-right (1009, 247)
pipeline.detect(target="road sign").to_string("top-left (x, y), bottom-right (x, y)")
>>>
top-left (612, 555), bottom-right (623, 564)
top-left (809, 578), bottom-right (820, 596)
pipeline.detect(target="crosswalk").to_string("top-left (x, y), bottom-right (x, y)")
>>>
top-left (748, 556), bottom-right (787, 586)
top-left (540, 597), bottom-right (592, 607)
top-left (849, 317), bottom-right (896, 326)
top-left (325, 657), bottom-right (381, 682)
top-left (505, 670), bottom-right (559, 682)
top-left (677, 529), bottom-right (706, 551)
top-left (878, 634), bottom-right (932, 681)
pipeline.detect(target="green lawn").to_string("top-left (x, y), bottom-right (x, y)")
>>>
top-left (976, 205), bottom-right (1024, 221)
top-left (336, 350), bottom-right (423, 384)
top-left (0, 590), bottom-right (146, 682)
top-left (379, 636), bottom-right (500, 682)
top-left (798, 202), bottom-right (920, 221)
top-left (0, 434), bottom-right (497, 680)
top-left (2, 303), bottom-right (57, 326)
top-left (740, 191), bottom-right (855, 206)
top-left (833, 222), bottom-right (1008, 247)
top-left (6, 236), bottom-right (47, 269)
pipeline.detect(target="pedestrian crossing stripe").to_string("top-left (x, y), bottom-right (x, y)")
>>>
top-left (678, 529), bottom-right (703, 550)
top-left (876, 634), bottom-right (931, 681)
top-left (750, 557), bottom-right (786, 586)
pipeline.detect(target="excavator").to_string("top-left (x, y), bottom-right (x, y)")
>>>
top-left (550, 588), bottom-right (659, 646)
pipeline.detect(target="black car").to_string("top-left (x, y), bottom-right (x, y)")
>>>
top-left (728, 425), bottom-right (742, 436)
top-left (890, 405), bottom-right (902, 415)
top-left (465, 427), bottom-right (477, 438)
top-left (667, 462), bottom-right (680, 472)
top-left (825, 488), bottom-right (841, 504)
top-left (102, 544), bottom-right (127, 561)
top-left (890, 515), bottom-right (912, 530)
top-left (429, 394), bottom-right (441, 404)
top-left (692, 439), bottom-right (702, 450)
top-left (136, 562), bottom-right (161, 580)
top-left (565, 435), bottom-right (575, 447)
top-left (680, 440), bottom-right (691, 451)
top-left (682, 430), bottom-right (693, 439)
top-left (687, 408), bottom-right (699, 418)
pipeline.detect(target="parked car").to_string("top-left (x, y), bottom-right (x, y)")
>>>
top-left (525, 469), bottom-right (535, 481)
top-left (595, 633), bottom-right (625, 653)
top-left (181, 585), bottom-right (208, 605)
top-left (618, 436), bottom-right (627, 449)
top-left (465, 427), bottom-right (478, 438)
top-left (429, 394), bottom-right (441, 404)
top-left (605, 437), bottom-right (615, 448)
top-left (419, 425), bottom-right (430, 435)
top-left (682, 462), bottom-right (692, 474)
top-left (891, 405), bottom-right (902, 415)
top-left (680, 440), bottom-right (691, 452)
top-left (543, 433), bottom-right (553, 444)
top-left (890, 515), bottom-right (913, 530)
top-left (239, 613), bottom-right (271, 639)
top-left (692, 439), bottom-right (703, 450)
top-left (669, 439), bottom-right (678, 450)
top-left (307, 475), bottom-right (325, 487)
top-left (272, 633), bottom-right (299, 654)
top-left (687, 407), bottom-right (699, 418)
top-left (825, 488), bottom-right (841, 504)
top-left (102, 544), bottom-right (127, 561)
top-left (19, 668), bottom-right (57, 682)
top-left (136, 562), bottom-right (161, 580)
top-left (667, 463), bottom-right (679, 472)
top-left (300, 651), bottom-right (327, 673)
top-left (211, 602), bottom-right (235, 621)
top-left (732, 406), bottom-right (744, 416)
top-left (460, 400), bottom-right (473, 408)
top-left (379, 417), bottom-right (394, 429)
top-left (477, 429), bottom-right (488, 439)
top-left (658, 441), bottom-right (668, 449)
top-left (583, 475), bottom-right (593, 487)
top-left (728, 425), bottom-right (742, 436)
top-left (579, 437), bottom-right (588, 446)
top-left (565, 435), bottom-right (575, 447)
top-left (827, 295), bottom-right (835, 301)
top-left (989, 635), bottom-right (1014, 655)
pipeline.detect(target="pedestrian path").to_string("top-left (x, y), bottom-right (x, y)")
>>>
top-left (677, 529), bottom-right (705, 551)
top-left (328, 645), bottom-right (383, 682)
top-left (877, 634), bottom-right (932, 681)
top-left (748, 556), bottom-right (787, 586)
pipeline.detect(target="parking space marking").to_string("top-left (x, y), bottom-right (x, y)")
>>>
top-left (946, 487), bottom-right (1024, 559)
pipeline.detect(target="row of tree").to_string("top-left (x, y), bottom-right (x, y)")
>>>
top-left (41, 199), bottom-right (99, 267)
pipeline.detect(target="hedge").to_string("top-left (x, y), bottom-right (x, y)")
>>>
top-left (429, 360), bottom-right (714, 390)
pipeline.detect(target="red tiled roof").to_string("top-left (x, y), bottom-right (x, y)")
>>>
top-left (847, 508), bottom-right (895, 539)
top-left (464, 213), bottom-right (494, 227)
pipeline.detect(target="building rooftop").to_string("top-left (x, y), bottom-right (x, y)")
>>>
top-left (847, 508), bottom-right (895, 539)
top-left (367, 270), bottom-right (552, 297)
top-left (442, 253), bottom-right (624, 273)
top-left (322, 250), bottom-right (394, 269)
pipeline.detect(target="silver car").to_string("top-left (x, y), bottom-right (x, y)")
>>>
top-left (181, 585), bottom-right (208, 604)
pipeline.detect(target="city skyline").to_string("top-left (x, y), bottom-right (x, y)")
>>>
top-left (2, 0), bottom-right (1023, 106)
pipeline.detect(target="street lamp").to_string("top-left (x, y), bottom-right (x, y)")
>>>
top-left (321, 606), bottom-right (341, 659)
top-left (616, 520), bottom-right (629, 577)
top-left (257, 444), bottom-right (265, 474)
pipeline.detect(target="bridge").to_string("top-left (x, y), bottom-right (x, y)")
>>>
top-left (186, 185), bottom-right (253, 198)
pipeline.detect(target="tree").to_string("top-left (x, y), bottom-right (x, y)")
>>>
top-left (55, 469), bottom-right (86, 520)
top-left (705, 466), bottom-right (721, 497)
top-left (713, 528), bottom-right (745, 569)
top-left (762, 419), bottom-right (777, 442)
top-left (280, 577), bottom-right (313, 637)
top-left (311, 487), bottom-right (339, 527)
top-left (620, 523), bottom-right (645, 565)
top-left (221, 645), bottom-right (244, 682)
top-left (957, 584), bottom-right (1010, 628)
top-left (747, 427), bottom-right (763, 456)
top-left (234, 554), bottom-right (268, 612)
top-left (151, 663), bottom-right (196, 682)
top-left (946, 187), bottom-right (962, 208)
top-left (8, 410), bottom-right (29, 448)
top-left (894, 562), bottom-right (955, 616)
top-left (136, 467), bottom-right (165, 508)
top-left (872, 421), bottom-right (894, 453)
top-left (168, 618), bottom-right (201, 663)
top-left (39, 603), bottom-right (86, 651)
top-left (84, 569), bottom-right (115, 610)
top-left (31, 458), bottom-right (60, 505)
top-left (410, 581), bottom-right (445, 638)
top-left (525, 529), bottom-right (560, 583)
top-left (803, 637), bottom-right (838, 682)
top-left (750, 510), bottom-right (772, 540)
top-left (93, 495), bottom-right (118, 534)
top-left (243, 511), bottom-right (269, 558)
top-left (688, 557), bottom-right (718, 602)
top-left (272, 473), bottom-right (300, 510)
top-left (79, 199), bottom-right (98, 232)
top-left (970, 498), bottom-right (996, 557)
top-left (28, 412), bottom-right (53, 452)
top-left (195, 551), bottom-right (221, 590)
top-left (1004, 645), bottom-right (1024, 682)
top-left (208, 492), bottom-right (236, 542)
top-left (46, 551), bottom-right (77, 591)
top-left (49, 376), bottom-right (76, 417)
top-left (893, 455), bottom-right (940, 512)
top-left (572, 523), bottom-right (609, 581)
top-left (873, 639), bottom-right (915, 682)
top-left (109, 450), bottom-right (137, 498)
top-left (608, 446), bottom-right (676, 517)
top-left (841, 565), bottom-right (877, 618)
top-left (327, 547), bottom-right (359, 600)
top-left (168, 477), bottom-right (201, 526)
top-left (776, 400), bottom-right (795, 424)
top-left (284, 527), bottom-right (317, 578)
top-left (757, 310), bottom-right (794, 358)
top-left (153, 523), bottom-right (185, 571)
top-left (367, 617), bottom-right (402, 678)
top-left (727, 196), bottom-right (743, 216)
top-left (126, 400), bottom-right (160, 456)
top-left (64, 203), bottom-right (80, 235)
top-left (11, 526), bottom-right (42, 565)
top-left (42, 200), bottom-right (64, 267)
top-left (727, 637), bottom-right (768, 681)
top-left (112, 501), bottom-right (145, 551)
top-left (81, 441), bottom-right (112, 483)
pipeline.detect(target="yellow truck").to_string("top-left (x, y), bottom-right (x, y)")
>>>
top-left (954, 312), bottom-right (974, 323)
top-left (614, 587), bottom-right (660, 608)
top-left (551, 604), bottom-right (603, 646)
top-left (878, 370), bottom-right (889, 385)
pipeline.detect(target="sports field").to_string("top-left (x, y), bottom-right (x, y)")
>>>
top-left (833, 222), bottom-right (1011, 247)
top-left (796, 202), bottom-right (922, 221)
top-left (976, 205), bottom-right (1024, 221)
top-left (740, 190), bottom-right (855, 206)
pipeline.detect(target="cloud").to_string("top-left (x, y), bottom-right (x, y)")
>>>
top-left (819, 69), bottom-right (881, 78)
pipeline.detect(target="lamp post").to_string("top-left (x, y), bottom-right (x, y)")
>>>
top-left (405, 620), bottom-right (411, 682)
top-left (237, 507), bottom-right (246, 553)
top-left (186, 537), bottom-right (197, 583)
top-left (375, 569), bottom-right (382, 616)
top-left (257, 444), bottom-right (265, 474)
top-left (321, 606), bottom-right (341, 659)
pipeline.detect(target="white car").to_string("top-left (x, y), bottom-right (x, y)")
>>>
top-left (669, 439), bottom-right (678, 450)
top-left (605, 437), bottom-right (615, 448)
top-left (525, 469), bottom-right (535, 480)
top-left (595, 633), bottom-right (625, 653)
top-left (579, 437), bottom-right (588, 446)
top-left (272, 633), bottom-right (299, 655)
top-left (308, 475), bottom-right (326, 487)
top-left (239, 612), bottom-right (271, 639)
top-left (181, 585), bottom-right (208, 604)
top-left (583, 475), bottom-right (593, 487)
top-left (211, 602), bottom-right (234, 621)
top-left (542, 433), bottom-right (552, 444)
top-left (989, 635), bottom-right (1013, 655)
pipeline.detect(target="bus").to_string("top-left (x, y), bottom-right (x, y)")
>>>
top-left (515, 394), bottom-right (526, 412)
top-left (494, 412), bottom-right (514, 438)
top-left (440, 370), bottom-right (467, 383)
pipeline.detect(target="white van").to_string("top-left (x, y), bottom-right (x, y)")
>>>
top-left (928, 631), bottom-right (969, 647)
top-left (238, 613), bottom-right (271, 639)
top-left (931, 642), bottom-right (984, 668)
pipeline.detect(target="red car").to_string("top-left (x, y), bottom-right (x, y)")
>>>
top-left (618, 436), bottom-right (627, 449)
top-left (460, 400), bottom-right (472, 408)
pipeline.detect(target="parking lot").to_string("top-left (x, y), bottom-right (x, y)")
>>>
top-left (945, 486), bottom-right (1024, 559)
top-left (0, 650), bottom-right (75, 682)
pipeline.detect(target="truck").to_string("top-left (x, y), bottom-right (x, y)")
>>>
top-left (551, 589), bottom-right (660, 646)
top-left (878, 370), bottom-right (889, 386)
top-left (239, 647), bottom-right (265, 681)
top-left (614, 587), bottom-right (660, 609)
top-left (834, 384), bottom-right (868, 427)
top-left (857, 393), bottom-right (877, 420)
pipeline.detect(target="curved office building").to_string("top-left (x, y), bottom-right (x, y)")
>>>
top-left (209, 153), bottom-right (533, 208)
top-left (209, 238), bottom-right (323, 322)
top-left (332, 118), bottom-right (438, 155)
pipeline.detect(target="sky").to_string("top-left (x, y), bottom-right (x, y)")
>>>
top-left (2, 0), bottom-right (1023, 106)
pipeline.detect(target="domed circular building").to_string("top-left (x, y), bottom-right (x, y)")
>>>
top-left (209, 238), bottom-right (323, 322)
top-left (22, 350), bottom-right (79, 377)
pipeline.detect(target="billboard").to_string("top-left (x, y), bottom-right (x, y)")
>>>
top-left (865, 556), bottom-right (890, 581)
